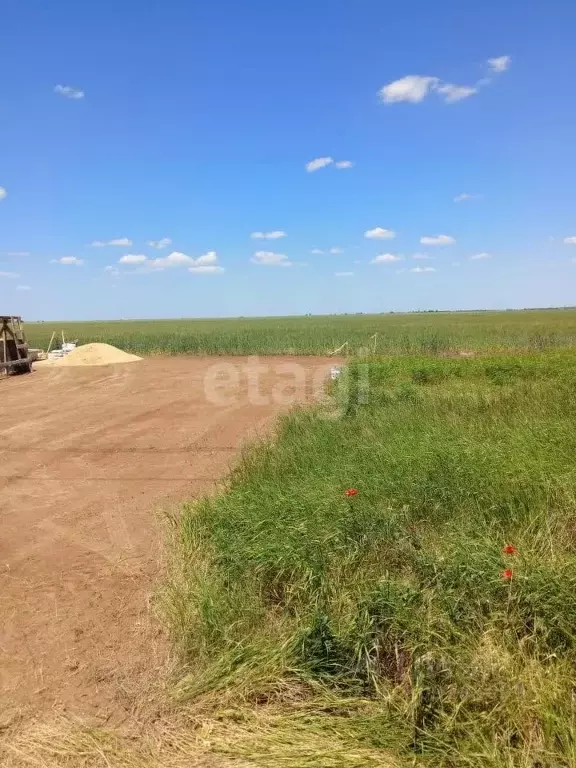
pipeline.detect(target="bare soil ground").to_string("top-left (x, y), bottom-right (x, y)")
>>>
top-left (0, 356), bottom-right (333, 727)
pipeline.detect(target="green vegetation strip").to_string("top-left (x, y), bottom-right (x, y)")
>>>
top-left (26, 308), bottom-right (576, 355)
top-left (165, 350), bottom-right (576, 767)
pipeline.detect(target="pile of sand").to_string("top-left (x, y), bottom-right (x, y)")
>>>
top-left (44, 343), bottom-right (142, 367)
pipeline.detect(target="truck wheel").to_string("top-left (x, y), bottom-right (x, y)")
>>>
top-left (13, 361), bottom-right (32, 375)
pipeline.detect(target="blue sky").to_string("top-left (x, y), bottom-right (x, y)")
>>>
top-left (1, 0), bottom-right (576, 319)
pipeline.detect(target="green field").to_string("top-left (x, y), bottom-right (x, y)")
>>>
top-left (10, 313), bottom-right (576, 767)
top-left (26, 308), bottom-right (576, 356)
top-left (165, 349), bottom-right (576, 767)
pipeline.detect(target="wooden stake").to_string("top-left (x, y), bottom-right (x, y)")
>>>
top-left (329, 341), bottom-right (349, 356)
top-left (47, 331), bottom-right (56, 354)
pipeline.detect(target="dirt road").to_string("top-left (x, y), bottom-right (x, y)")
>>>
top-left (0, 356), bottom-right (333, 724)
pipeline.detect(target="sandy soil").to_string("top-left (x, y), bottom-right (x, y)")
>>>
top-left (0, 356), bottom-right (334, 726)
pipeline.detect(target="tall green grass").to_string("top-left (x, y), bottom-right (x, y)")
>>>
top-left (166, 350), bottom-right (576, 766)
top-left (26, 308), bottom-right (576, 356)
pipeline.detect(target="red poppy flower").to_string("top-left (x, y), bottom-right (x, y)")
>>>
top-left (503, 545), bottom-right (517, 555)
top-left (345, 488), bottom-right (358, 497)
top-left (502, 569), bottom-right (513, 581)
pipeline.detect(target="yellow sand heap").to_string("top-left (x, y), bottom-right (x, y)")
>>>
top-left (51, 343), bottom-right (142, 367)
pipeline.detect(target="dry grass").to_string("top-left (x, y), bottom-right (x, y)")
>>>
top-left (1, 695), bottom-right (403, 768)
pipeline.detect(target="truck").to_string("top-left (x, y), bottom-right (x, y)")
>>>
top-left (0, 315), bottom-right (32, 375)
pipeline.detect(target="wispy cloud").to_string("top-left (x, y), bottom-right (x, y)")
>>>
top-left (365, 227), bottom-right (396, 240)
top-left (313, 247), bottom-right (344, 254)
top-left (488, 55), bottom-right (511, 73)
top-left (420, 234), bottom-right (455, 246)
top-left (371, 253), bottom-right (402, 264)
top-left (379, 75), bottom-right (439, 104)
top-left (91, 238), bottom-right (133, 247)
top-left (7, 251), bottom-right (29, 257)
top-left (305, 157), bottom-right (353, 172)
top-left (251, 251), bottom-right (292, 267)
top-left (0, 187), bottom-right (7, 201)
top-left (379, 56), bottom-right (508, 106)
top-left (469, 252), bottom-right (492, 260)
top-left (104, 266), bottom-right (120, 277)
top-left (16, 285), bottom-right (31, 291)
top-left (54, 84), bottom-right (85, 100)
top-left (411, 266), bottom-right (436, 273)
top-left (0, 271), bottom-right (19, 278)
top-left (119, 254), bottom-right (147, 264)
top-left (306, 157), bottom-right (334, 172)
top-left (454, 192), bottom-right (478, 203)
top-left (51, 256), bottom-right (83, 265)
top-left (250, 231), bottom-right (287, 240)
top-left (563, 236), bottom-right (576, 244)
top-left (335, 272), bottom-right (354, 277)
top-left (147, 237), bottom-right (172, 249)
top-left (379, 75), bottom-right (477, 104)
top-left (436, 83), bottom-right (477, 103)
top-left (412, 253), bottom-right (434, 260)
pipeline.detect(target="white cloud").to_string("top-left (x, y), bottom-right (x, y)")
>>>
top-left (0, 187), bottom-right (7, 201)
top-left (311, 248), bottom-right (325, 255)
top-left (188, 265), bottom-right (225, 274)
top-left (365, 227), bottom-right (396, 240)
top-left (7, 251), bottom-right (29, 257)
top-left (329, 247), bottom-right (343, 254)
top-left (136, 250), bottom-right (221, 272)
top-left (0, 271), bottom-right (19, 278)
top-left (195, 250), bottom-right (217, 265)
top-left (250, 231), bottom-right (287, 240)
top-left (104, 266), bottom-right (120, 277)
top-left (51, 256), bottom-right (83, 265)
top-left (147, 237), bottom-right (172, 249)
top-left (371, 253), bottom-right (402, 264)
top-left (306, 157), bottom-right (334, 172)
top-left (454, 192), bottom-right (476, 202)
top-left (488, 55), bottom-right (511, 73)
top-left (563, 236), bottom-right (576, 244)
top-left (420, 234), bottom-right (455, 246)
top-left (54, 84), bottom-right (85, 100)
top-left (119, 254), bottom-right (147, 264)
top-left (412, 253), bottom-right (434, 260)
top-left (380, 74), bottom-right (479, 105)
top-left (411, 266), bottom-right (436, 273)
top-left (251, 250), bottom-right (292, 266)
top-left (91, 238), bottom-right (133, 247)
top-left (452, 261), bottom-right (461, 267)
top-left (469, 252), bottom-right (492, 260)
top-left (436, 83), bottom-right (477, 103)
top-left (335, 272), bottom-right (354, 277)
top-left (146, 251), bottom-right (194, 269)
top-left (16, 285), bottom-right (31, 291)
top-left (379, 75), bottom-right (439, 104)
top-left (334, 160), bottom-right (354, 169)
